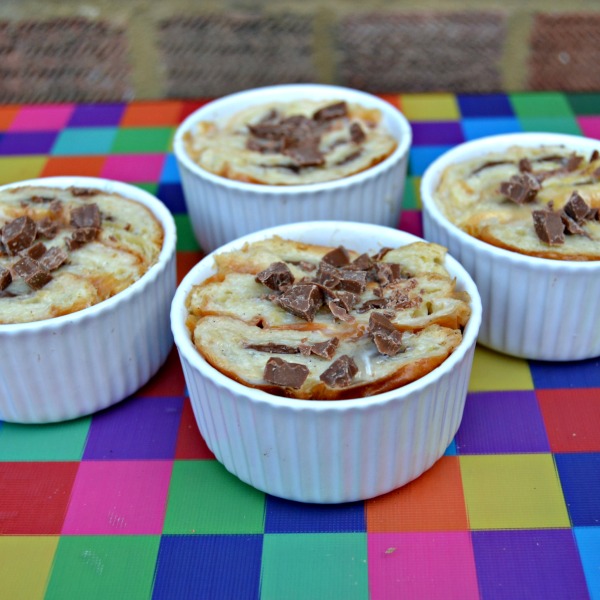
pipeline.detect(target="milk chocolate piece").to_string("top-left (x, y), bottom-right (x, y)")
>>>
top-left (518, 158), bottom-right (532, 172)
top-left (499, 173), bottom-right (541, 204)
top-left (283, 137), bottom-right (325, 168)
top-left (0, 265), bottom-right (12, 290)
top-left (346, 253), bottom-right (373, 271)
top-left (247, 137), bottom-right (285, 154)
top-left (71, 227), bottom-right (100, 244)
top-left (276, 283), bottom-right (323, 321)
top-left (319, 355), bottom-right (358, 387)
top-left (335, 290), bottom-right (359, 311)
top-left (20, 241), bottom-right (46, 260)
top-left (70, 203), bottom-right (101, 229)
top-left (560, 212), bottom-right (587, 236)
top-left (36, 217), bottom-right (59, 239)
top-left (313, 101), bottom-right (348, 122)
top-left (39, 246), bottom-right (68, 271)
top-left (327, 299), bottom-right (355, 322)
top-left (563, 191), bottom-right (590, 223)
top-left (299, 337), bottom-right (339, 359)
top-left (368, 312), bottom-right (404, 356)
top-left (13, 256), bottom-right (52, 290)
top-left (373, 263), bottom-right (403, 287)
top-left (2, 216), bottom-right (37, 255)
top-left (337, 270), bottom-right (367, 293)
top-left (256, 262), bottom-right (294, 291)
top-left (245, 342), bottom-right (299, 354)
top-left (532, 210), bottom-right (565, 244)
top-left (263, 357), bottom-right (309, 389)
top-left (591, 150), bottom-right (599, 162)
top-left (315, 262), bottom-right (341, 288)
top-left (70, 187), bottom-right (100, 197)
top-left (322, 246), bottom-right (350, 267)
top-left (350, 122), bottom-right (366, 144)
top-left (565, 154), bottom-right (583, 172)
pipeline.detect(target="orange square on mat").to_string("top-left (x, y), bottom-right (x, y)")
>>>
top-left (41, 156), bottom-right (105, 178)
top-left (0, 106), bottom-right (19, 130)
top-left (121, 101), bottom-right (184, 127)
top-left (366, 456), bottom-right (469, 532)
top-left (177, 250), bottom-right (204, 283)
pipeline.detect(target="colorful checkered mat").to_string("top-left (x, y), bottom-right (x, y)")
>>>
top-left (1, 92), bottom-right (599, 600)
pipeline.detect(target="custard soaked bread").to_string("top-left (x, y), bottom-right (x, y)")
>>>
top-left (0, 186), bottom-right (163, 324)
top-left (186, 237), bottom-right (471, 400)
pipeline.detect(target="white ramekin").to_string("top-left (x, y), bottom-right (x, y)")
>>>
top-left (421, 132), bottom-right (600, 361)
top-left (0, 176), bottom-right (177, 423)
top-left (173, 84), bottom-right (412, 252)
top-left (171, 221), bottom-right (481, 503)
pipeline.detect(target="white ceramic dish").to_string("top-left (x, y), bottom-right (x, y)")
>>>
top-left (173, 84), bottom-right (412, 252)
top-left (0, 176), bottom-right (177, 423)
top-left (171, 221), bottom-right (481, 503)
top-left (421, 132), bottom-right (600, 361)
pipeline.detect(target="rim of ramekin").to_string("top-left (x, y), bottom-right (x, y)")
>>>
top-left (420, 132), bottom-right (600, 273)
top-left (173, 83), bottom-right (413, 194)
top-left (171, 220), bottom-right (482, 413)
top-left (0, 176), bottom-right (177, 333)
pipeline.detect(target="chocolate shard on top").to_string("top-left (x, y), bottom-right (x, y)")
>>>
top-left (563, 191), bottom-right (591, 223)
top-left (20, 240), bottom-right (46, 260)
top-left (2, 216), bottom-right (37, 255)
top-left (313, 101), bottom-right (348, 122)
top-left (322, 245), bottom-right (351, 267)
top-left (518, 158), bottom-right (532, 172)
top-left (0, 265), bottom-right (12, 291)
top-left (350, 122), bottom-right (366, 144)
top-left (315, 262), bottom-right (341, 288)
top-left (276, 283), bottom-right (323, 321)
top-left (38, 246), bottom-right (69, 271)
top-left (368, 312), bottom-right (404, 356)
top-left (70, 203), bottom-right (101, 229)
top-left (299, 337), bottom-right (339, 359)
top-left (13, 256), bottom-right (52, 290)
top-left (70, 187), bottom-right (101, 197)
top-left (282, 137), bottom-right (325, 168)
top-left (373, 263), bottom-right (403, 287)
top-left (263, 356), bottom-right (309, 389)
top-left (319, 354), bottom-right (358, 388)
top-left (337, 270), bottom-right (367, 294)
top-left (244, 342), bottom-right (299, 354)
top-left (36, 217), bottom-right (59, 240)
top-left (565, 154), bottom-right (583, 172)
top-left (256, 262), bottom-right (295, 291)
top-left (532, 209), bottom-right (565, 245)
top-left (345, 252), bottom-right (373, 271)
top-left (499, 172), bottom-right (541, 204)
top-left (560, 212), bottom-right (587, 236)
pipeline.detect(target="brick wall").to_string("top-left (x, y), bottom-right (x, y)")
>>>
top-left (1, 1), bottom-right (600, 102)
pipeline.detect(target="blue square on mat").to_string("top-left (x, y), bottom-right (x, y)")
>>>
top-left (455, 391), bottom-right (549, 454)
top-left (160, 153), bottom-right (181, 183)
top-left (152, 534), bottom-right (262, 600)
top-left (457, 94), bottom-right (514, 117)
top-left (461, 117), bottom-right (523, 141)
top-left (555, 453), bottom-right (600, 527)
top-left (156, 183), bottom-right (187, 214)
top-left (68, 103), bottom-right (126, 127)
top-left (409, 145), bottom-right (454, 176)
top-left (529, 356), bottom-right (600, 389)
top-left (472, 529), bottom-right (589, 600)
top-left (574, 527), bottom-right (600, 599)
top-left (0, 131), bottom-right (57, 155)
top-left (52, 127), bottom-right (117, 155)
top-left (264, 496), bottom-right (365, 534)
top-left (444, 439), bottom-right (457, 456)
top-left (410, 121), bottom-right (464, 146)
top-left (83, 395), bottom-right (184, 460)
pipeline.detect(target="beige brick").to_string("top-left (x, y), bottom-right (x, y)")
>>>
top-left (528, 12), bottom-right (600, 91)
top-left (336, 11), bottom-right (506, 93)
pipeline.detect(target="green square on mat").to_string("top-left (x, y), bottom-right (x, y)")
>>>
top-left (163, 460), bottom-right (265, 534)
top-left (402, 175), bottom-right (421, 210)
top-left (566, 93), bottom-right (600, 115)
top-left (133, 182), bottom-right (158, 195)
top-left (0, 417), bottom-right (91, 461)
top-left (509, 92), bottom-right (573, 118)
top-left (261, 533), bottom-right (368, 600)
top-left (518, 116), bottom-right (582, 135)
top-left (51, 127), bottom-right (117, 155)
top-left (175, 214), bottom-right (201, 251)
top-left (111, 127), bottom-right (174, 154)
top-left (44, 535), bottom-right (160, 600)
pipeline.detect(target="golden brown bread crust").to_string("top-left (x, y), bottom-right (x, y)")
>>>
top-left (186, 237), bottom-right (471, 400)
top-left (0, 186), bottom-right (163, 324)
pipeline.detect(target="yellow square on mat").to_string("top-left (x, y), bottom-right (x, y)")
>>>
top-left (0, 157), bottom-right (47, 185)
top-left (468, 345), bottom-right (533, 392)
top-left (400, 93), bottom-right (460, 121)
top-left (460, 454), bottom-right (570, 530)
top-left (0, 536), bottom-right (58, 600)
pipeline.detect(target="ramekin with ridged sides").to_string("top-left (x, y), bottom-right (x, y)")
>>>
top-left (173, 84), bottom-right (412, 252)
top-left (171, 221), bottom-right (481, 503)
top-left (0, 177), bottom-right (177, 423)
top-left (421, 132), bottom-right (600, 361)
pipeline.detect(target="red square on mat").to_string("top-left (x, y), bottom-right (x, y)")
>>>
top-left (366, 456), bottom-right (468, 532)
top-left (41, 156), bottom-right (106, 178)
top-left (537, 388), bottom-right (600, 452)
top-left (0, 462), bottom-right (79, 534)
top-left (175, 399), bottom-right (216, 460)
top-left (178, 100), bottom-right (212, 123)
top-left (121, 101), bottom-right (184, 127)
top-left (137, 348), bottom-right (186, 397)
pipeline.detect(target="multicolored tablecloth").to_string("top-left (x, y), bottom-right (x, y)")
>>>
top-left (1, 92), bottom-right (600, 600)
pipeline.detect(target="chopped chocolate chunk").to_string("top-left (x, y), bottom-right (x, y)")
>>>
top-left (36, 217), bottom-right (59, 240)
top-left (371, 247), bottom-right (392, 261)
top-left (0, 265), bottom-right (12, 290)
top-left (566, 154), bottom-right (583, 172)
top-left (20, 240), bottom-right (46, 260)
top-left (350, 122), bottom-right (366, 144)
top-left (282, 137), bottom-right (325, 168)
top-left (319, 355), bottom-right (358, 388)
top-left (313, 101), bottom-right (348, 122)
top-left (315, 262), bottom-right (341, 288)
top-left (2, 216), bottom-right (37, 255)
top-left (30, 195), bottom-right (55, 203)
top-left (560, 212), bottom-right (588, 236)
top-left (532, 209), bottom-right (565, 245)
top-left (387, 289), bottom-right (420, 310)
top-left (71, 227), bottom-right (100, 244)
top-left (13, 256), bottom-right (52, 290)
top-left (357, 298), bottom-right (387, 313)
top-left (327, 299), bottom-right (355, 322)
top-left (322, 246), bottom-right (351, 267)
top-left (38, 246), bottom-right (69, 271)
top-left (49, 199), bottom-right (63, 214)
top-left (563, 191), bottom-right (591, 223)
top-left (591, 150), bottom-right (599, 162)
top-left (70, 187), bottom-right (100, 197)
top-left (256, 262), bottom-right (295, 291)
top-left (338, 270), bottom-right (367, 293)
top-left (499, 173), bottom-right (541, 204)
top-left (244, 342), bottom-right (299, 354)
top-left (368, 312), bottom-right (404, 356)
top-left (289, 260), bottom-right (316, 272)
top-left (373, 263), bottom-right (403, 287)
top-left (247, 137), bottom-right (285, 154)
top-left (263, 357), bottom-right (309, 389)
top-left (70, 203), bottom-right (101, 229)
top-left (299, 337), bottom-right (339, 359)
top-left (518, 158), bottom-right (532, 172)
top-left (276, 283), bottom-right (323, 321)
top-left (471, 160), bottom-right (513, 175)
top-left (335, 290), bottom-right (359, 312)
top-left (345, 253), bottom-right (373, 271)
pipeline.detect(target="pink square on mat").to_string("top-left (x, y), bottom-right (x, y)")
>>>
top-left (577, 117), bottom-right (600, 140)
top-left (62, 460), bottom-right (173, 535)
top-left (9, 105), bottom-right (75, 131)
top-left (101, 154), bottom-right (166, 182)
top-left (399, 210), bottom-right (423, 238)
top-left (368, 532), bottom-right (479, 600)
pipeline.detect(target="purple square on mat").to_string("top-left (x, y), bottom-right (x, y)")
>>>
top-left (68, 103), bottom-right (126, 126)
top-left (472, 529), bottom-right (589, 600)
top-left (455, 391), bottom-right (550, 454)
top-left (83, 395), bottom-right (184, 460)
top-left (410, 121), bottom-right (464, 146)
top-left (0, 131), bottom-right (57, 155)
